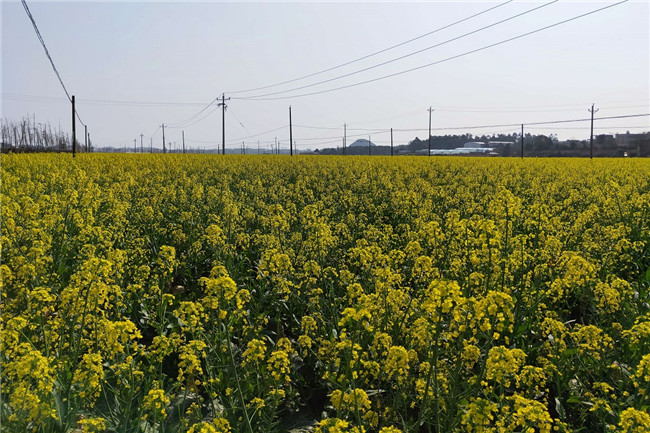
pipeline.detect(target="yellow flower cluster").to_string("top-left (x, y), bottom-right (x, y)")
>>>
top-left (2, 154), bottom-right (648, 432)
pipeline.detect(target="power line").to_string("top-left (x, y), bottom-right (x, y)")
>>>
top-left (235, 1), bottom-right (558, 100)
top-left (234, 1), bottom-right (630, 101)
top-left (392, 113), bottom-right (649, 132)
top-left (227, 106), bottom-right (252, 136)
top-left (166, 95), bottom-right (222, 128)
top-left (168, 105), bottom-right (220, 129)
top-left (226, 1), bottom-right (514, 95)
top-left (7, 93), bottom-right (646, 112)
top-left (3, 93), bottom-right (211, 107)
top-left (188, 125), bottom-right (289, 144)
top-left (21, 0), bottom-right (70, 102)
top-left (21, 0), bottom-right (86, 127)
top-left (435, 104), bottom-right (650, 113)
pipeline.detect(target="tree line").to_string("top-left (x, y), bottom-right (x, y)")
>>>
top-left (1, 115), bottom-right (91, 153)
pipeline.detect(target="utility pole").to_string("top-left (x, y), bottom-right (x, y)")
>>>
top-left (242, 141), bottom-right (245, 154)
top-left (134, 138), bottom-right (137, 153)
top-left (258, 140), bottom-right (260, 154)
top-left (218, 93), bottom-right (230, 155)
top-left (140, 133), bottom-right (144, 153)
top-left (275, 137), bottom-right (278, 155)
top-left (368, 134), bottom-right (371, 156)
top-left (85, 125), bottom-right (88, 152)
top-left (589, 103), bottom-right (598, 159)
top-left (182, 130), bottom-right (185, 154)
top-left (391, 128), bottom-right (394, 156)
top-left (150, 137), bottom-right (153, 153)
top-left (289, 105), bottom-right (293, 156)
top-left (161, 124), bottom-right (166, 153)
top-left (521, 124), bottom-right (524, 158)
top-left (87, 133), bottom-right (91, 152)
top-left (427, 106), bottom-right (434, 157)
top-left (343, 123), bottom-right (347, 155)
top-left (72, 95), bottom-right (76, 157)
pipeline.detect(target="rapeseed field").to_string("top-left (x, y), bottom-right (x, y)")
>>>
top-left (1, 154), bottom-right (649, 433)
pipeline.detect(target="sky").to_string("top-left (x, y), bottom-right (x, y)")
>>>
top-left (2, 0), bottom-right (649, 152)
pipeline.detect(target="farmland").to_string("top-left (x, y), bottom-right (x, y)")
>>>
top-left (1, 154), bottom-right (649, 433)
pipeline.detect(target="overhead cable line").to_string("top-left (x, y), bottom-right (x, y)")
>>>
top-left (235, 0), bottom-right (558, 99)
top-left (7, 93), bottom-right (646, 112)
top-left (234, 1), bottom-right (629, 101)
top-left (189, 125), bottom-right (289, 144)
top-left (392, 113), bottom-right (649, 132)
top-left (227, 106), bottom-right (252, 135)
top-left (21, 0), bottom-right (86, 127)
top-left (168, 106), bottom-right (220, 129)
top-left (166, 95), bottom-right (222, 129)
top-left (435, 104), bottom-right (650, 113)
top-left (226, 0), bottom-right (513, 94)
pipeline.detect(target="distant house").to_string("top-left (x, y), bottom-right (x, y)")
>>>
top-left (616, 132), bottom-right (650, 156)
top-left (463, 141), bottom-right (486, 148)
top-left (486, 141), bottom-right (513, 149)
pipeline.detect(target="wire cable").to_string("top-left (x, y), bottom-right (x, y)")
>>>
top-left (227, 106), bottom-right (252, 136)
top-left (235, 1), bottom-right (630, 101)
top-left (226, 1), bottom-right (513, 94)
top-left (166, 96), bottom-right (222, 129)
top-left (392, 113), bottom-right (649, 132)
top-left (168, 106), bottom-right (220, 129)
top-left (21, 0), bottom-right (86, 127)
top-left (235, 1), bottom-right (558, 99)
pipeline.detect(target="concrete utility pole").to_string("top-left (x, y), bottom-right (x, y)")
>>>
top-left (275, 137), bottom-right (278, 155)
top-left (182, 130), bottom-right (185, 154)
top-left (427, 106), bottom-right (434, 157)
top-left (140, 133), bottom-right (144, 153)
top-left (161, 124), bottom-right (166, 153)
top-left (289, 106), bottom-right (293, 156)
top-left (589, 103), bottom-right (598, 159)
top-left (391, 128), bottom-right (393, 156)
top-left (343, 123), bottom-right (347, 155)
top-left (150, 137), bottom-right (153, 153)
top-left (72, 95), bottom-right (76, 157)
top-left (134, 138), bottom-right (137, 153)
top-left (85, 125), bottom-right (88, 152)
top-left (219, 93), bottom-right (230, 155)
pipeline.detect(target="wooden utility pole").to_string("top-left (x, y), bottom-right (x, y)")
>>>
top-left (72, 95), bottom-right (76, 157)
top-left (589, 103), bottom-right (598, 159)
top-left (289, 106), bottom-right (293, 156)
top-left (391, 128), bottom-right (393, 156)
top-left (521, 124), bottom-right (524, 158)
top-left (219, 93), bottom-right (230, 155)
top-left (428, 106), bottom-right (434, 157)
top-left (343, 123), bottom-right (347, 155)
top-left (161, 124), bottom-right (166, 153)
top-left (182, 130), bottom-right (185, 154)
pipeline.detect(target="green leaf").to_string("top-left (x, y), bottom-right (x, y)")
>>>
top-left (555, 397), bottom-right (566, 419)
